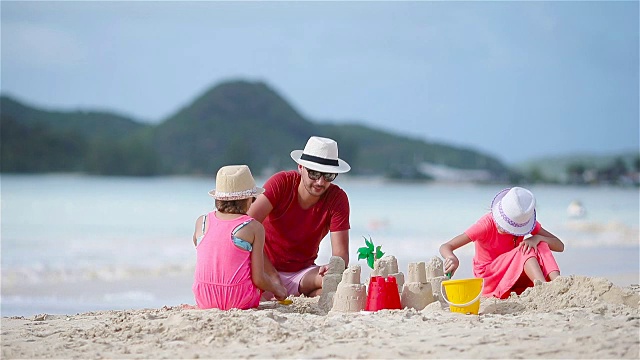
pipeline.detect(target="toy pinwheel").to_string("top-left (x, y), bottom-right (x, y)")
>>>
top-left (357, 236), bottom-right (385, 269)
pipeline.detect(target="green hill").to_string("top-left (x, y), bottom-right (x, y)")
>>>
top-left (0, 96), bottom-right (146, 139)
top-left (1, 80), bottom-right (511, 179)
top-left (0, 96), bottom-right (157, 175)
top-left (154, 80), bottom-right (319, 175)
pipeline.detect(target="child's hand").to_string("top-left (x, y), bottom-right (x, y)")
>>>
top-left (443, 256), bottom-right (459, 277)
top-left (317, 265), bottom-right (330, 277)
top-left (272, 283), bottom-right (287, 301)
top-left (521, 236), bottom-right (542, 254)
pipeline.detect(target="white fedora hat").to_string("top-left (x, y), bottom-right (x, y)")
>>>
top-left (208, 165), bottom-right (265, 200)
top-left (491, 187), bottom-right (536, 236)
top-left (290, 136), bottom-right (351, 173)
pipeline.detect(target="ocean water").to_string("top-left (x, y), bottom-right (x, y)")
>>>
top-left (1, 174), bottom-right (638, 316)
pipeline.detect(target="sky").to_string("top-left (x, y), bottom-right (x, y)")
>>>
top-left (1, 1), bottom-right (638, 164)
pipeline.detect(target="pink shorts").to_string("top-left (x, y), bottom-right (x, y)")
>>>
top-left (261, 265), bottom-right (318, 300)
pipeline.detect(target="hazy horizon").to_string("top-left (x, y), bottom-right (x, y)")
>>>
top-left (2, 1), bottom-right (638, 164)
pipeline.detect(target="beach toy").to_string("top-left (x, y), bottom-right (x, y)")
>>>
top-left (441, 257), bottom-right (451, 279)
top-left (357, 236), bottom-right (384, 269)
top-left (441, 278), bottom-right (484, 315)
top-left (372, 255), bottom-right (405, 292)
top-left (365, 276), bottom-right (402, 311)
top-left (278, 299), bottom-right (293, 305)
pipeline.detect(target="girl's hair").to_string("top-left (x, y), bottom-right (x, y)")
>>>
top-left (215, 199), bottom-right (249, 214)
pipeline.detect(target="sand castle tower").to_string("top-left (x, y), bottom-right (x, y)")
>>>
top-left (330, 265), bottom-right (367, 312)
top-left (425, 256), bottom-right (447, 302)
top-left (371, 255), bottom-right (405, 293)
top-left (401, 261), bottom-right (435, 310)
top-left (318, 256), bottom-right (346, 311)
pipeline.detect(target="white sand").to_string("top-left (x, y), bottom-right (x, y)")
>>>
top-left (2, 275), bottom-right (638, 359)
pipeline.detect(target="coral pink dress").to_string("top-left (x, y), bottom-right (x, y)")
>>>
top-left (192, 212), bottom-right (260, 310)
top-left (465, 213), bottom-right (560, 299)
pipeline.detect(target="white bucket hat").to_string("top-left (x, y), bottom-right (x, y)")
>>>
top-left (208, 165), bottom-right (265, 200)
top-left (491, 187), bottom-right (536, 236)
top-left (290, 136), bottom-right (351, 173)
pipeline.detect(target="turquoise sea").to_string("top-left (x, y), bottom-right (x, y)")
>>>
top-left (1, 174), bottom-right (638, 316)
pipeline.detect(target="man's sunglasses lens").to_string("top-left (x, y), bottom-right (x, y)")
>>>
top-left (307, 168), bottom-right (337, 182)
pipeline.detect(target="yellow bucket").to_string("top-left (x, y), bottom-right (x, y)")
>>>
top-left (441, 278), bottom-right (484, 315)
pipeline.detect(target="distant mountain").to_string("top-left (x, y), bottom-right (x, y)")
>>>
top-left (154, 81), bottom-right (319, 175)
top-left (1, 79), bottom-right (512, 179)
top-left (0, 96), bottom-right (157, 175)
top-left (0, 96), bottom-right (146, 139)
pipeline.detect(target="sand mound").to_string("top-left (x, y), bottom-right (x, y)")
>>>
top-left (516, 275), bottom-right (639, 311)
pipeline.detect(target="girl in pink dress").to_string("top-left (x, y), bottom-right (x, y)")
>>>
top-left (192, 165), bottom-right (286, 310)
top-left (440, 187), bottom-right (564, 299)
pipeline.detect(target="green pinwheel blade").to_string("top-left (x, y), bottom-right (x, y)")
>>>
top-left (357, 246), bottom-right (370, 254)
top-left (375, 246), bottom-right (385, 259)
top-left (367, 255), bottom-right (375, 269)
top-left (364, 237), bottom-right (374, 251)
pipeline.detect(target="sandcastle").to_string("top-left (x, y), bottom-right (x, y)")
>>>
top-left (371, 255), bottom-right (404, 292)
top-left (318, 256), bottom-right (346, 311)
top-left (327, 255), bottom-right (447, 312)
top-left (330, 265), bottom-right (367, 312)
top-left (331, 255), bottom-right (405, 312)
top-left (400, 261), bottom-right (435, 310)
top-left (425, 256), bottom-right (448, 303)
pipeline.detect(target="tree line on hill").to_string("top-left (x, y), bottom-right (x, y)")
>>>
top-left (565, 157), bottom-right (639, 186)
top-left (522, 154), bottom-right (640, 186)
top-left (1, 80), bottom-right (513, 180)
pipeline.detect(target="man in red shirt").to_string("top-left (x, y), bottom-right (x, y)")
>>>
top-left (248, 136), bottom-right (351, 297)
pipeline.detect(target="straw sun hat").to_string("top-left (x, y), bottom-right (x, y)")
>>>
top-left (491, 187), bottom-right (537, 236)
top-left (290, 136), bottom-right (351, 173)
top-left (208, 165), bottom-right (264, 201)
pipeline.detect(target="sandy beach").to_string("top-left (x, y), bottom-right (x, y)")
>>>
top-left (2, 275), bottom-right (638, 359)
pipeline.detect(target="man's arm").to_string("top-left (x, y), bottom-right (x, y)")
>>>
top-left (247, 194), bottom-right (273, 223)
top-left (331, 229), bottom-right (350, 264)
top-left (317, 230), bottom-right (349, 277)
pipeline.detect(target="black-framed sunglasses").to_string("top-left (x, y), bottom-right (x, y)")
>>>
top-left (305, 167), bottom-right (338, 182)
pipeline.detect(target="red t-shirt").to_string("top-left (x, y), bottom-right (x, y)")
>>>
top-left (262, 171), bottom-right (350, 272)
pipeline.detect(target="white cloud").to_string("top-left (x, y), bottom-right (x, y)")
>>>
top-left (2, 22), bottom-right (87, 69)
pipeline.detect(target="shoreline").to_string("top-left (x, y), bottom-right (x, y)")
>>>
top-left (2, 275), bottom-right (638, 359)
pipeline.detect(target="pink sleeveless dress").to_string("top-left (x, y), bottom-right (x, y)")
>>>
top-left (466, 213), bottom-right (560, 299)
top-left (192, 212), bottom-right (261, 310)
